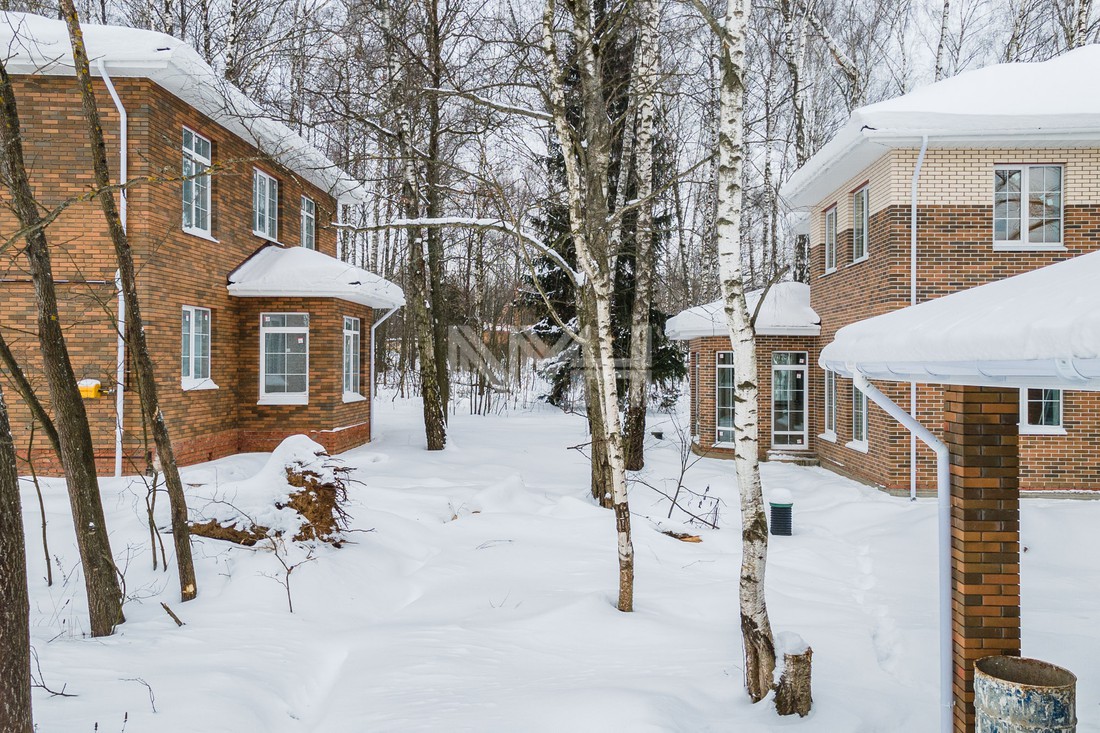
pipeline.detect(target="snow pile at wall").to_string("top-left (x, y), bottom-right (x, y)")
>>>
top-left (190, 435), bottom-right (349, 545)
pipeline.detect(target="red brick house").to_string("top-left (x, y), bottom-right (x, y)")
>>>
top-left (0, 13), bottom-right (403, 475)
top-left (669, 46), bottom-right (1100, 492)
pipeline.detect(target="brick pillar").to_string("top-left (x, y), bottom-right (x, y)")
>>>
top-left (943, 386), bottom-right (1021, 733)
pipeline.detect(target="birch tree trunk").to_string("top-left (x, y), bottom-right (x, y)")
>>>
top-left (62, 0), bottom-right (198, 602)
top-left (542, 0), bottom-right (633, 610)
top-left (934, 0), bottom-right (951, 80)
top-left (0, 383), bottom-right (33, 732)
top-left (623, 0), bottom-right (662, 472)
top-left (0, 58), bottom-right (124, 638)
top-left (709, 0), bottom-right (778, 702)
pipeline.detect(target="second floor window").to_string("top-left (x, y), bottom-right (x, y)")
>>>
top-left (852, 186), bottom-right (868, 261)
top-left (253, 169), bottom-right (279, 241)
top-left (824, 206), bottom-right (837, 273)
top-left (301, 197), bottom-right (316, 249)
top-left (182, 128), bottom-right (211, 235)
top-left (994, 165), bottom-right (1062, 248)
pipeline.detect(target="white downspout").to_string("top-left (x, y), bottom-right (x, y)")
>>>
top-left (909, 136), bottom-right (929, 501)
top-left (854, 372), bottom-right (952, 733)
top-left (99, 61), bottom-right (127, 478)
top-left (369, 306), bottom-right (400, 439)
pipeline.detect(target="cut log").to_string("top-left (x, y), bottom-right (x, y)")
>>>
top-left (775, 635), bottom-right (812, 717)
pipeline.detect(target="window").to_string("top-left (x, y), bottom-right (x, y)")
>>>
top-left (1020, 388), bottom-right (1065, 435)
top-left (994, 165), bottom-right (1063, 249)
top-left (259, 313), bottom-right (308, 404)
top-left (824, 206), bottom-right (837, 273)
top-left (716, 351), bottom-right (735, 445)
top-left (849, 382), bottom-right (869, 452)
top-left (253, 169), bottom-right (279, 241)
top-left (772, 352), bottom-right (807, 449)
top-left (823, 370), bottom-right (837, 440)
top-left (301, 197), bottom-right (316, 249)
top-left (182, 128), bottom-right (211, 236)
top-left (852, 186), bottom-right (869, 262)
top-left (343, 316), bottom-right (362, 399)
top-left (181, 306), bottom-right (215, 390)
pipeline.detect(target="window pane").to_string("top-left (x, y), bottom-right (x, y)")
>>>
top-left (181, 309), bottom-right (191, 377)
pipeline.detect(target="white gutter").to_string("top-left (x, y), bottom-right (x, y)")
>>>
top-left (369, 306), bottom-right (400, 438)
top-left (854, 372), bottom-right (952, 733)
top-left (909, 136), bottom-right (929, 501)
top-left (99, 61), bottom-right (127, 478)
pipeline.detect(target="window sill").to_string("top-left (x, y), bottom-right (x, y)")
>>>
top-left (253, 230), bottom-right (282, 245)
top-left (181, 378), bottom-right (219, 391)
top-left (849, 255), bottom-right (868, 266)
top-left (342, 392), bottom-right (367, 404)
top-left (993, 243), bottom-right (1066, 253)
top-left (258, 394), bottom-right (309, 406)
top-left (712, 441), bottom-right (736, 450)
top-left (819, 430), bottom-right (837, 443)
top-left (822, 268), bottom-right (837, 276)
top-left (845, 439), bottom-right (869, 454)
top-left (182, 228), bottom-right (219, 243)
top-left (1020, 424), bottom-right (1067, 436)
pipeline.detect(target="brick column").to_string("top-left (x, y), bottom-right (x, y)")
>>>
top-left (943, 386), bottom-right (1021, 733)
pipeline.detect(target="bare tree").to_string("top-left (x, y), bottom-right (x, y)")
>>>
top-left (0, 56), bottom-right (124, 637)
top-left (60, 0), bottom-right (198, 602)
top-left (0, 382), bottom-right (33, 732)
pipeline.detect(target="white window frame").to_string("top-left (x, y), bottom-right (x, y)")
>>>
top-left (847, 381), bottom-right (869, 453)
top-left (301, 196), bottom-right (316, 250)
top-left (715, 351), bottom-right (736, 447)
top-left (993, 164), bottom-right (1064, 251)
top-left (771, 352), bottom-right (808, 450)
top-left (824, 206), bottom-right (837, 274)
top-left (182, 127), bottom-right (213, 239)
top-left (259, 312), bottom-right (309, 405)
top-left (1019, 388), bottom-right (1066, 435)
top-left (852, 186), bottom-right (869, 263)
top-left (343, 316), bottom-right (365, 402)
top-left (181, 305), bottom-right (217, 391)
top-left (253, 168), bottom-right (279, 241)
top-left (821, 370), bottom-right (837, 442)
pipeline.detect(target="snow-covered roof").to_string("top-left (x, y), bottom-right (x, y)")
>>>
top-left (820, 251), bottom-right (1100, 390)
top-left (0, 12), bottom-right (366, 203)
top-left (782, 45), bottom-right (1100, 209)
top-left (665, 282), bottom-right (820, 340)
top-left (228, 245), bottom-right (405, 310)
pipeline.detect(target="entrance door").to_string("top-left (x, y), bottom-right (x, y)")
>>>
top-left (772, 352), bottom-right (808, 449)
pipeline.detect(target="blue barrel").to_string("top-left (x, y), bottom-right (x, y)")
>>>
top-left (975, 656), bottom-right (1076, 732)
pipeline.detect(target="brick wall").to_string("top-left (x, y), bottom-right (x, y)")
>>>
top-left (0, 74), bottom-right (373, 475)
top-left (687, 334), bottom-right (818, 460)
top-left (807, 146), bottom-right (1100, 491)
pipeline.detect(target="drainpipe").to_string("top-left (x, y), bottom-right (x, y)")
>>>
top-left (854, 372), bottom-right (952, 733)
top-left (369, 306), bottom-right (400, 438)
top-left (909, 136), bottom-right (929, 501)
top-left (99, 61), bottom-right (128, 478)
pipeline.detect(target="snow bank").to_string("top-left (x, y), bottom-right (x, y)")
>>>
top-left (665, 281), bottom-right (821, 340)
top-left (190, 435), bottom-right (345, 543)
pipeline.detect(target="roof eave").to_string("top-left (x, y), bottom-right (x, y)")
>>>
top-left (227, 286), bottom-right (404, 310)
top-left (820, 356), bottom-right (1100, 391)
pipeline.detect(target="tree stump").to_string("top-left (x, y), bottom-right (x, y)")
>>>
top-left (775, 634), bottom-right (813, 717)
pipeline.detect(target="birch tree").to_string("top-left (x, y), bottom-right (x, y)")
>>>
top-left (541, 0), bottom-right (635, 611)
top-left (61, 0), bottom-right (198, 602)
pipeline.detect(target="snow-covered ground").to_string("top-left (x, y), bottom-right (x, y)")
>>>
top-left (22, 396), bottom-right (1100, 731)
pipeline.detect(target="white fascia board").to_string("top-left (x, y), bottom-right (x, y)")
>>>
top-left (227, 287), bottom-right (404, 310)
top-left (820, 357), bottom-right (1100, 391)
top-left (667, 325), bottom-right (820, 341)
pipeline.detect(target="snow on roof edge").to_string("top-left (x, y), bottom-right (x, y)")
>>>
top-left (0, 12), bottom-right (366, 204)
top-left (666, 282), bottom-right (821, 340)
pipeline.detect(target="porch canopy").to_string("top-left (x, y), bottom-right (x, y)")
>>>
top-left (820, 249), bottom-right (1100, 389)
top-left (228, 244), bottom-right (405, 309)
top-left (819, 250), bottom-right (1099, 732)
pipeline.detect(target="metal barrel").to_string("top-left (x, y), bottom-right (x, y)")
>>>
top-left (975, 656), bottom-right (1076, 733)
